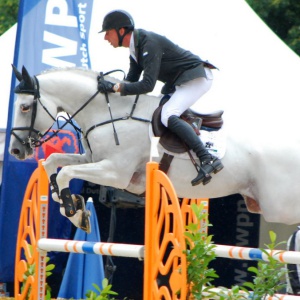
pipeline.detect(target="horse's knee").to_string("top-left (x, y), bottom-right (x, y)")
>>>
top-left (42, 157), bottom-right (58, 176)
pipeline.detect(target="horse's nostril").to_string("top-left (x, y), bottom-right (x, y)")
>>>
top-left (11, 148), bottom-right (20, 155)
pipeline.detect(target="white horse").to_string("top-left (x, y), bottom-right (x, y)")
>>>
top-left (9, 66), bottom-right (300, 232)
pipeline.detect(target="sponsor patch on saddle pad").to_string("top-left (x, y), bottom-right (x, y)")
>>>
top-left (149, 126), bottom-right (226, 160)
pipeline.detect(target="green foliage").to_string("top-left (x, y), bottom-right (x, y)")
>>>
top-left (85, 278), bottom-right (119, 300)
top-left (215, 285), bottom-right (248, 300)
top-left (184, 203), bottom-right (219, 299)
top-left (245, 0), bottom-right (300, 56)
top-left (0, 0), bottom-right (18, 35)
top-left (185, 204), bottom-right (289, 300)
top-left (241, 231), bottom-right (288, 300)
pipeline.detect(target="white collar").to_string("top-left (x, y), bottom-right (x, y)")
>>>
top-left (129, 33), bottom-right (137, 62)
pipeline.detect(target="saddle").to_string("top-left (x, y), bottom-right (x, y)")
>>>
top-left (152, 104), bottom-right (224, 154)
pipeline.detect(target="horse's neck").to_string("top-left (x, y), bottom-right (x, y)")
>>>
top-left (39, 70), bottom-right (160, 129)
top-left (40, 69), bottom-right (98, 110)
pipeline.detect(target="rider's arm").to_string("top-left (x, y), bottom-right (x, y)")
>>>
top-left (125, 56), bottom-right (143, 82)
top-left (118, 39), bottom-right (162, 96)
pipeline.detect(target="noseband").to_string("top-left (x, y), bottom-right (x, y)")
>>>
top-left (11, 76), bottom-right (56, 149)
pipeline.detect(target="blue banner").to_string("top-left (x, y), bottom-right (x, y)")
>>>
top-left (0, 0), bottom-right (94, 283)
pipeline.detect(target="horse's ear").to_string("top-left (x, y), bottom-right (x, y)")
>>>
top-left (11, 64), bottom-right (23, 82)
top-left (21, 66), bottom-right (34, 89)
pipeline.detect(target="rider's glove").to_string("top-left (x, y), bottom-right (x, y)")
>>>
top-left (97, 78), bottom-right (115, 93)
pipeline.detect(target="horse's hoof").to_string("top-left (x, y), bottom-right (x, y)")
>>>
top-left (72, 194), bottom-right (86, 211)
top-left (80, 210), bottom-right (91, 234)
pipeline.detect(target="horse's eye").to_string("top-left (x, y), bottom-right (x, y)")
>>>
top-left (21, 104), bottom-right (30, 112)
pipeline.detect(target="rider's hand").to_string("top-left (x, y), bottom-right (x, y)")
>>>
top-left (97, 78), bottom-right (115, 93)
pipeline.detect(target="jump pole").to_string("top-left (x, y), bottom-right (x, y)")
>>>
top-left (213, 244), bottom-right (300, 265)
top-left (38, 238), bottom-right (144, 259)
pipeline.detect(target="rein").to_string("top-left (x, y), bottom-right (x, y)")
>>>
top-left (84, 91), bottom-right (151, 141)
top-left (11, 70), bottom-right (151, 153)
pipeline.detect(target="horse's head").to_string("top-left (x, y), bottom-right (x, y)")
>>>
top-left (9, 66), bottom-right (57, 160)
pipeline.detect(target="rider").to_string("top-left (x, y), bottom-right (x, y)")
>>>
top-left (97, 9), bottom-right (224, 186)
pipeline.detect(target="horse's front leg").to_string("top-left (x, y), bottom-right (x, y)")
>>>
top-left (43, 153), bottom-right (92, 233)
top-left (43, 153), bottom-right (89, 202)
top-left (56, 159), bottom-right (136, 195)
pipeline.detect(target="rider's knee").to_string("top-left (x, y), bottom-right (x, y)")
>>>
top-left (161, 107), bottom-right (175, 127)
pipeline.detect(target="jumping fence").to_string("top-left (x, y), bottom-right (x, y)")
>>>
top-left (14, 160), bottom-right (300, 299)
top-left (14, 160), bottom-right (207, 299)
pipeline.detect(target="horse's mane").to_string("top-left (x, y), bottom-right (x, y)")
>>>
top-left (40, 67), bottom-right (97, 76)
top-left (39, 67), bottom-right (122, 82)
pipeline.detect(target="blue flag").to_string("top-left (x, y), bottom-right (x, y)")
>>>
top-left (0, 0), bottom-right (94, 282)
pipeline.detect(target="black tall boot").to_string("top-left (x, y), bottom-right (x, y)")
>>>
top-left (168, 115), bottom-right (224, 186)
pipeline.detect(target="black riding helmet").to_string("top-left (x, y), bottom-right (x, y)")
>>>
top-left (99, 10), bottom-right (135, 46)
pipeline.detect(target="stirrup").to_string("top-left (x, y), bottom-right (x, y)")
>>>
top-left (191, 157), bottom-right (224, 186)
top-left (191, 168), bottom-right (212, 186)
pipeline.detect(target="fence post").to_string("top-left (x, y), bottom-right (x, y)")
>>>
top-left (14, 160), bottom-right (49, 300)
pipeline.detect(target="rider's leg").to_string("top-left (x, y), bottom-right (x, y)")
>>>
top-left (167, 115), bottom-right (223, 185)
top-left (161, 70), bottom-right (224, 186)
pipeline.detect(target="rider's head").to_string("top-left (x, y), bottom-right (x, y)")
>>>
top-left (99, 10), bottom-right (134, 47)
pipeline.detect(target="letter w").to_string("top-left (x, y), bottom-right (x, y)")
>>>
top-left (42, 31), bottom-right (77, 67)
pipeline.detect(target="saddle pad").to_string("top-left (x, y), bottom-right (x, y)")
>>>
top-left (149, 125), bottom-right (227, 160)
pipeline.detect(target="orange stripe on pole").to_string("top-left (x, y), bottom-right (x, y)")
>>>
top-left (229, 247), bottom-right (235, 258)
top-left (64, 242), bottom-right (69, 252)
top-left (238, 248), bottom-right (244, 259)
top-left (108, 244), bottom-right (114, 255)
top-left (73, 242), bottom-right (80, 253)
top-left (99, 244), bottom-right (105, 255)
top-left (278, 252), bottom-right (284, 263)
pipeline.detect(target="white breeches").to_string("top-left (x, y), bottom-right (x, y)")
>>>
top-left (161, 68), bottom-right (213, 126)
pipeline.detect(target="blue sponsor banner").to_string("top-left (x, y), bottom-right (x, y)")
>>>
top-left (16, 0), bottom-right (92, 73)
top-left (0, 0), bottom-right (94, 282)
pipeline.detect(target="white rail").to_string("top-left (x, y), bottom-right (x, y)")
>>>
top-left (38, 238), bottom-right (145, 259)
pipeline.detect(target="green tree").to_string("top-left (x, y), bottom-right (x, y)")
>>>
top-left (245, 0), bottom-right (300, 55)
top-left (0, 0), bottom-right (19, 35)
